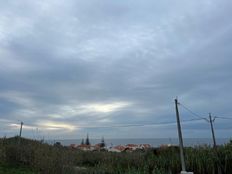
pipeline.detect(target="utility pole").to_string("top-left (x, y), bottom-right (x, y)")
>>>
top-left (175, 98), bottom-right (186, 172)
top-left (209, 113), bottom-right (216, 148)
top-left (208, 114), bottom-right (223, 174)
top-left (19, 121), bottom-right (23, 137)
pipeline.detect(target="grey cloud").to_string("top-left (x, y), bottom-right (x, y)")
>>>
top-left (0, 0), bottom-right (232, 139)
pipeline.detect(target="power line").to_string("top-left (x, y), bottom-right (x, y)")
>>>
top-left (215, 116), bottom-right (232, 120)
top-left (2, 115), bottom-right (229, 130)
top-left (80, 118), bottom-right (203, 128)
top-left (178, 102), bottom-right (208, 121)
top-left (178, 102), bottom-right (232, 122)
top-left (67, 118), bottom-right (202, 128)
top-left (1, 118), bottom-right (203, 129)
top-left (0, 119), bottom-right (16, 124)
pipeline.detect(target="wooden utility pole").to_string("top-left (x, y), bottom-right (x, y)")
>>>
top-left (175, 98), bottom-right (186, 172)
top-left (209, 113), bottom-right (216, 148)
top-left (19, 121), bottom-right (23, 137)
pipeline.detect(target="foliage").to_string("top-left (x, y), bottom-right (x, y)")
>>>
top-left (100, 137), bottom-right (105, 148)
top-left (0, 136), bottom-right (232, 174)
top-left (85, 134), bottom-right (90, 145)
top-left (0, 164), bottom-right (36, 174)
top-left (81, 139), bottom-right (84, 145)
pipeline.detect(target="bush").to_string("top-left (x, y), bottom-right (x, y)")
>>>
top-left (1, 137), bottom-right (232, 174)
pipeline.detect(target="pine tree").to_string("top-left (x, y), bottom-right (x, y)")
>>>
top-left (100, 136), bottom-right (105, 147)
top-left (81, 138), bottom-right (84, 145)
top-left (85, 134), bottom-right (90, 145)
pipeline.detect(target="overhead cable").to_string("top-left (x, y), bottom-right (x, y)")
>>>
top-left (178, 102), bottom-right (208, 121)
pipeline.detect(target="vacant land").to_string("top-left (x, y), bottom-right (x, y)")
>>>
top-left (0, 137), bottom-right (231, 174)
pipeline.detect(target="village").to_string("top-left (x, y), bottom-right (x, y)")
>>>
top-left (69, 142), bottom-right (152, 152)
top-left (69, 136), bottom-right (152, 152)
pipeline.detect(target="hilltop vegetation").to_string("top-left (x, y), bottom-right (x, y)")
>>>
top-left (0, 164), bottom-right (36, 174)
top-left (0, 136), bottom-right (232, 174)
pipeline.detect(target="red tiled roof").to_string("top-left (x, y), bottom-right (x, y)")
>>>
top-left (126, 144), bottom-right (139, 148)
top-left (141, 144), bottom-right (151, 149)
top-left (114, 145), bottom-right (126, 151)
top-left (70, 144), bottom-right (78, 148)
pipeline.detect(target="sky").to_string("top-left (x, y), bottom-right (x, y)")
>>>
top-left (0, 0), bottom-right (232, 140)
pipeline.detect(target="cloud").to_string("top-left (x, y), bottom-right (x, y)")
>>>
top-left (35, 121), bottom-right (77, 131)
top-left (80, 102), bottom-right (131, 113)
top-left (0, 0), bottom-right (232, 139)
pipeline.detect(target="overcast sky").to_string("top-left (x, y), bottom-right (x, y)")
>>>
top-left (0, 0), bottom-right (232, 140)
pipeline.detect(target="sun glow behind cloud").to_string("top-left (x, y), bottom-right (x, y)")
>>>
top-left (80, 102), bottom-right (131, 113)
top-left (36, 121), bottom-right (76, 131)
top-left (48, 101), bottom-right (132, 120)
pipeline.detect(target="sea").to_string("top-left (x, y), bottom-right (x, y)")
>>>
top-left (47, 138), bottom-right (231, 147)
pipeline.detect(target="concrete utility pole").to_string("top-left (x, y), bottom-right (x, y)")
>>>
top-left (209, 113), bottom-right (216, 148)
top-left (174, 99), bottom-right (194, 174)
top-left (174, 98), bottom-right (186, 172)
top-left (19, 121), bottom-right (23, 137)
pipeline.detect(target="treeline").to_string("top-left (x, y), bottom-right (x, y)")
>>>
top-left (0, 136), bottom-right (232, 174)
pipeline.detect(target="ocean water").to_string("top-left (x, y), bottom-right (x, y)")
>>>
top-left (47, 138), bottom-right (231, 147)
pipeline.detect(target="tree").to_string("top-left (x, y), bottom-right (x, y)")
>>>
top-left (100, 136), bottom-right (105, 148)
top-left (85, 134), bottom-right (90, 145)
top-left (81, 138), bottom-right (84, 145)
